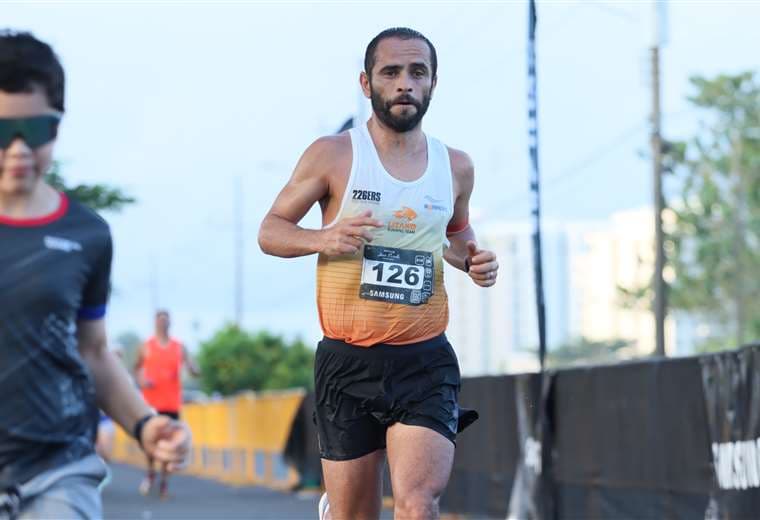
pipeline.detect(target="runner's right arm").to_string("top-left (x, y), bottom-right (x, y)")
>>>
top-left (133, 343), bottom-right (144, 374)
top-left (133, 343), bottom-right (154, 389)
top-left (79, 319), bottom-right (191, 471)
top-left (258, 135), bottom-right (382, 258)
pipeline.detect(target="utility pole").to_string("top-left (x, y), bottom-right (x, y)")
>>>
top-left (732, 130), bottom-right (747, 346)
top-left (234, 176), bottom-right (244, 327)
top-left (650, 1), bottom-right (667, 356)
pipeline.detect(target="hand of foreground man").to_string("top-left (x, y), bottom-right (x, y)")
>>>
top-left (141, 415), bottom-right (192, 472)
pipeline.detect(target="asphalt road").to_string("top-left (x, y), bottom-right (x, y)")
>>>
top-left (102, 463), bottom-right (322, 520)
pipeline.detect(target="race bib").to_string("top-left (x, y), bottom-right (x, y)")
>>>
top-left (359, 245), bottom-right (434, 306)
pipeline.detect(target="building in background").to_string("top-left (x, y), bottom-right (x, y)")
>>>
top-left (570, 207), bottom-right (677, 357)
top-left (446, 219), bottom-right (576, 375)
top-left (447, 207), bottom-right (693, 377)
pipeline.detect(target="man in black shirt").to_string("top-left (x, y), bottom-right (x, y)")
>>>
top-left (0, 30), bottom-right (191, 518)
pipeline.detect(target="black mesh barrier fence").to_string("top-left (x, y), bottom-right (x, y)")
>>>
top-left (283, 344), bottom-right (760, 519)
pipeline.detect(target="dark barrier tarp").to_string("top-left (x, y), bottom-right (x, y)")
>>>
top-left (440, 375), bottom-right (522, 518)
top-left (283, 392), bottom-right (322, 488)
top-left (283, 346), bottom-right (760, 518)
top-left (552, 356), bottom-right (714, 519)
top-left (701, 343), bottom-right (760, 518)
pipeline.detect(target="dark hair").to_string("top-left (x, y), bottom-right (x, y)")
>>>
top-left (0, 30), bottom-right (65, 112)
top-left (155, 309), bottom-right (170, 318)
top-left (364, 27), bottom-right (437, 80)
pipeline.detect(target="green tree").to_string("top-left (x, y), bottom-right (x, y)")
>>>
top-left (46, 161), bottom-right (135, 212)
top-left (197, 325), bottom-right (314, 396)
top-left (662, 72), bottom-right (760, 349)
top-left (264, 338), bottom-right (314, 391)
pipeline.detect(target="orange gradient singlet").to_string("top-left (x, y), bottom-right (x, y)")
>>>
top-left (316, 123), bottom-right (454, 346)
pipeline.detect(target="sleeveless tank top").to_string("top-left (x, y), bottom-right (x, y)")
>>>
top-left (141, 336), bottom-right (183, 412)
top-left (316, 123), bottom-right (454, 346)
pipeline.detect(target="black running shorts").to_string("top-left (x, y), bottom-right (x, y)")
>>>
top-left (314, 334), bottom-right (477, 461)
top-left (157, 410), bottom-right (180, 421)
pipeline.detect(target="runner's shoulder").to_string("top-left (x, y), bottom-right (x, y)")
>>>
top-left (446, 146), bottom-right (474, 184)
top-left (63, 196), bottom-right (112, 238)
top-left (300, 133), bottom-right (352, 179)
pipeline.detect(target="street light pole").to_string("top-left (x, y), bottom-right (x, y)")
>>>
top-left (650, 1), bottom-right (667, 356)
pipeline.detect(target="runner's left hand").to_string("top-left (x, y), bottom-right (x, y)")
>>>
top-left (141, 415), bottom-right (192, 472)
top-left (466, 241), bottom-right (498, 288)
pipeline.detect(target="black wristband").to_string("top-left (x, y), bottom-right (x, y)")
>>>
top-left (133, 413), bottom-right (156, 448)
top-left (464, 257), bottom-right (471, 273)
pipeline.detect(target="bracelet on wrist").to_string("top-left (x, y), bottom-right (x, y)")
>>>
top-left (132, 413), bottom-right (156, 448)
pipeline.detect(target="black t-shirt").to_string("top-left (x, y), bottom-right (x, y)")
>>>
top-left (0, 193), bottom-right (112, 488)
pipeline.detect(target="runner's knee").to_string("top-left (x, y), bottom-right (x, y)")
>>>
top-left (394, 490), bottom-right (440, 520)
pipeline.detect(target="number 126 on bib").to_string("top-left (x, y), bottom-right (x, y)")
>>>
top-left (359, 245), bottom-right (434, 306)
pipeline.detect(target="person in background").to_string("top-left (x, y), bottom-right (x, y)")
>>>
top-left (134, 309), bottom-right (200, 499)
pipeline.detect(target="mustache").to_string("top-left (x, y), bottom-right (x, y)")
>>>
top-left (390, 94), bottom-right (421, 107)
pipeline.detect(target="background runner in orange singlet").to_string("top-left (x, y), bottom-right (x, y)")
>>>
top-left (134, 309), bottom-right (200, 499)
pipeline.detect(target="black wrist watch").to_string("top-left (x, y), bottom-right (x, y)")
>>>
top-left (133, 413), bottom-right (156, 448)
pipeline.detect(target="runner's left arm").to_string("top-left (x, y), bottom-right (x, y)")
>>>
top-left (182, 345), bottom-right (201, 377)
top-left (444, 148), bottom-right (499, 288)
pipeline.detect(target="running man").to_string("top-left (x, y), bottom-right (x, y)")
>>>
top-left (134, 309), bottom-right (200, 499)
top-left (259, 27), bottom-right (499, 520)
top-left (0, 31), bottom-right (191, 519)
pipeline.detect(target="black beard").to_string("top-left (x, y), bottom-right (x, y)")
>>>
top-left (370, 88), bottom-right (431, 133)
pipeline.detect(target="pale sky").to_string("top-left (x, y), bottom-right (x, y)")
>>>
top-left (3, 1), bottom-right (758, 349)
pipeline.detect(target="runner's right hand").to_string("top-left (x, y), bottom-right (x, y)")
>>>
top-left (136, 371), bottom-right (155, 389)
top-left (319, 210), bottom-right (383, 256)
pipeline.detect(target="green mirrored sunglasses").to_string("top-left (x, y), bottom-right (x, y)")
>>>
top-left (0, 115), bottom-right (61, 149)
